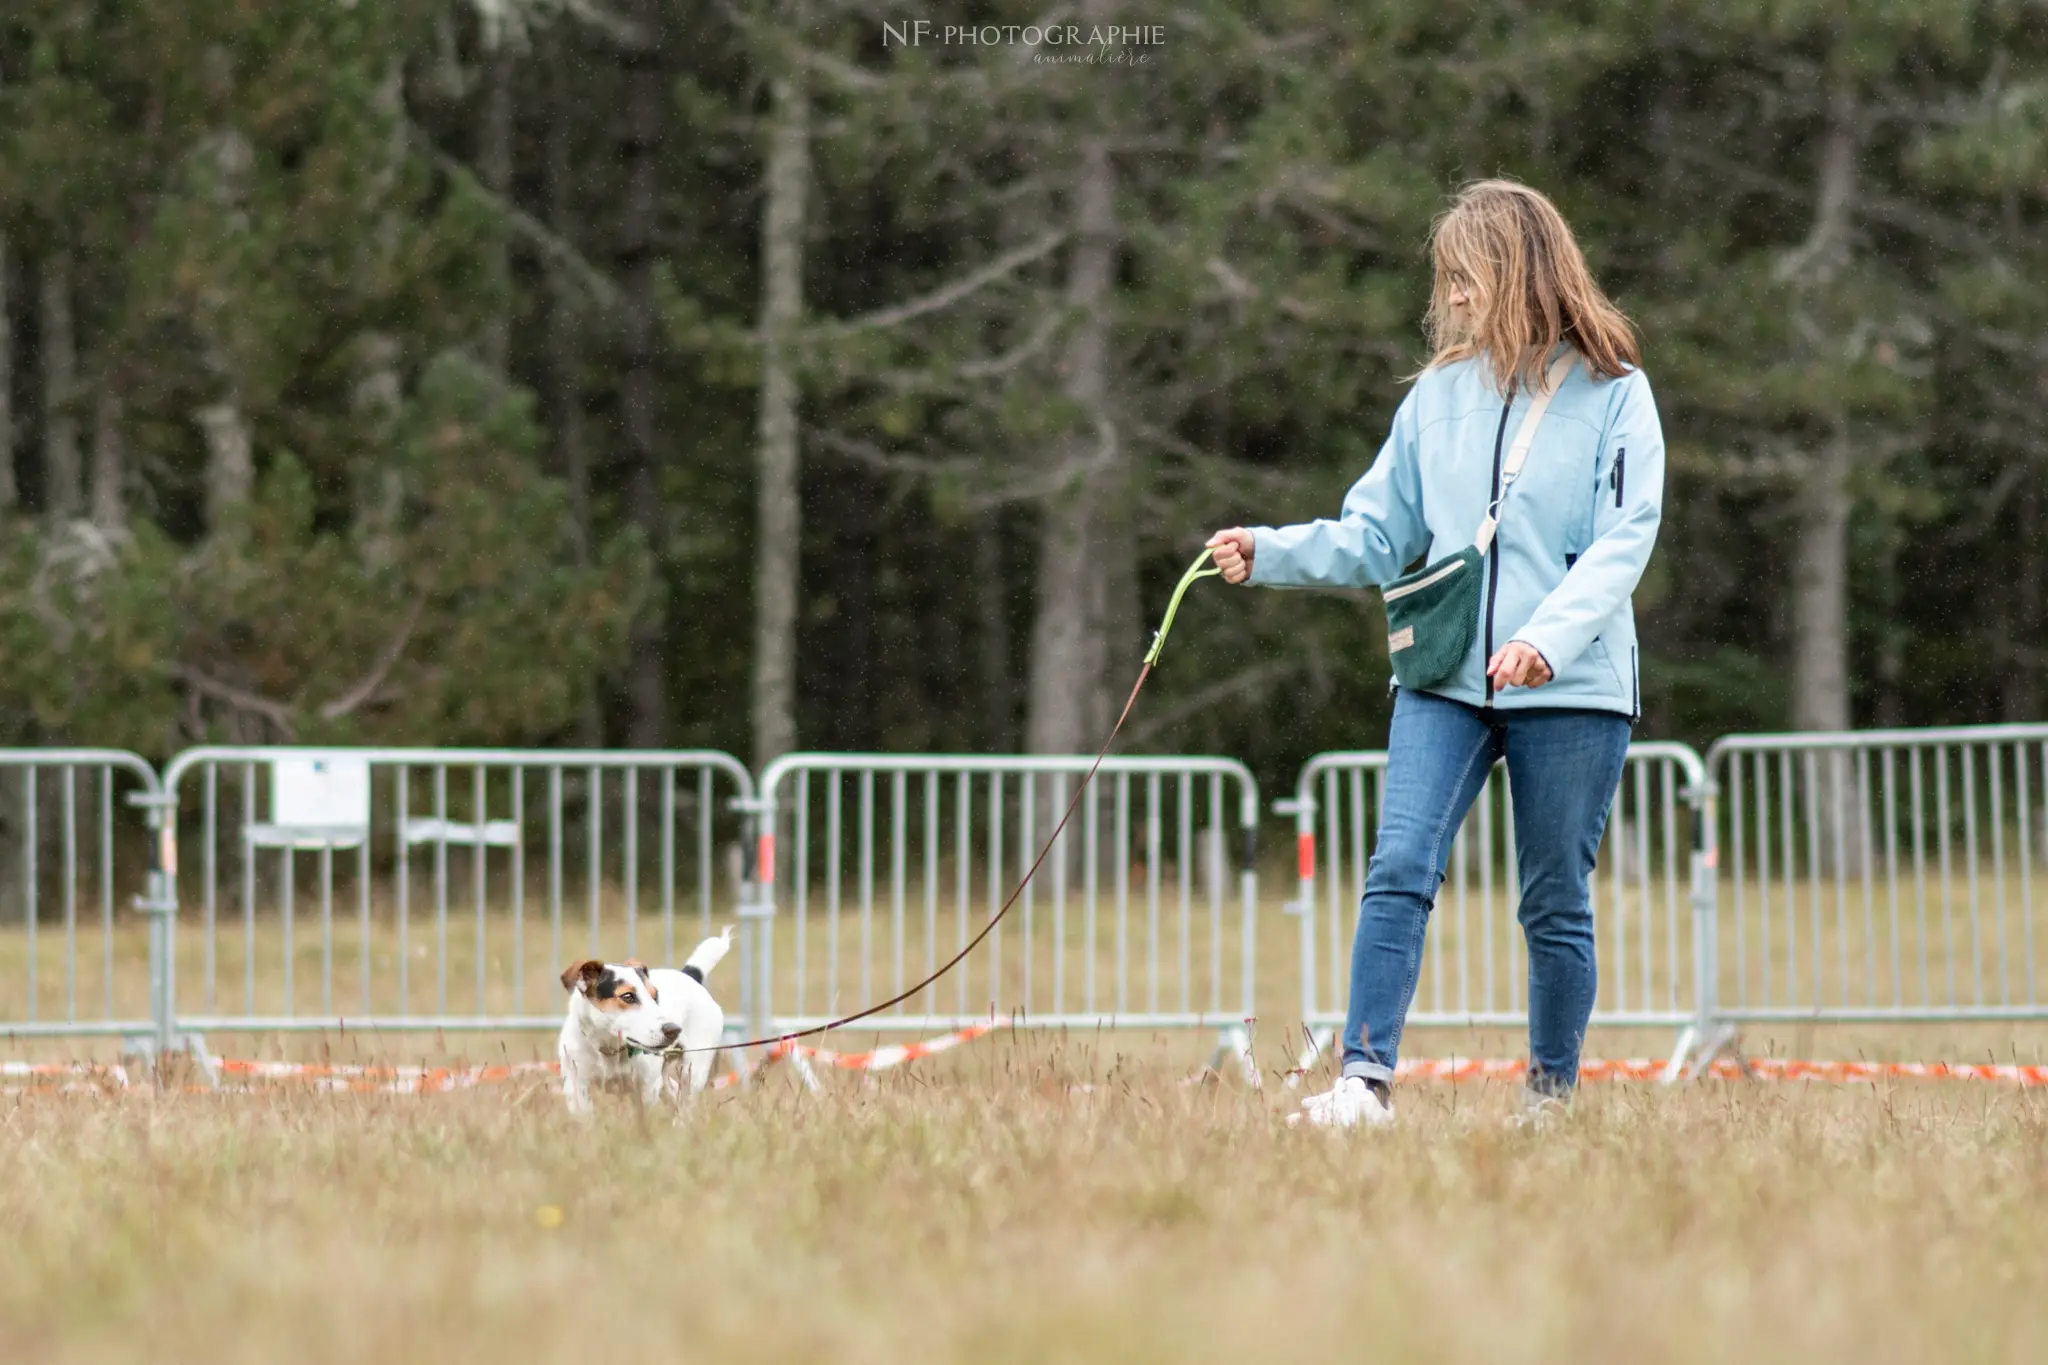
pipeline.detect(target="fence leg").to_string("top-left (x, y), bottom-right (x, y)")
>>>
top-left (119, 1029), bottom-right (215, 1088)
top-left (1289, 1025), bottom-right (1337, 1087)
top-left (182, 1033), bottom-right (218, 1086)
top-left (1659, 1026), bottom-right (1698, 1084)
top-left (126, 788), bottom-right (203, 1085)
top-left (1206, 1023), bottom-right (1261, 1089)
top-left (731, 886), bottom-right (773, 1042)
top-left (1665, 1020), bottom-right (1744, 1081)
top-left (730, 792), bottom-right (776, 1044)
top-left (1667, 769), bottom-right (1735, 1085)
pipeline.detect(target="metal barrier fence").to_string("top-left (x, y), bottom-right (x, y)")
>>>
top-left (0, 751), bottom-right (171, 1049)
top-left (156, 748), bottom-right (760, 1053)
top-left (1703, 724), bottom-right (2048, 1027)
top-left (8, 726), bottom-right (2048, 1075)
top-left (1277, 743), bottom-right (1713, 1071)
top-left (754, 753), bottom-right (1262, 1075)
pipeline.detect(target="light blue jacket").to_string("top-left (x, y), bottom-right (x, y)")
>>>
top-left (1247, 351), bottom-right (1664, 716)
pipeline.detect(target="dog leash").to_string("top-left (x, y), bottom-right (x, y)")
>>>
top-left (692, 547), bottom-right (1222, 1055)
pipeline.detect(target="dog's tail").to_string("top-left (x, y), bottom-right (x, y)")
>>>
top-left (681, 925), bottom-right (735, 984)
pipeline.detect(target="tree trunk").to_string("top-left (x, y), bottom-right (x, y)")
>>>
top-left (1786, 77), bottom-right (1864, 874)
top-left (1025, 125), bottom-right (1134, 885)
top-left (196, 380), bottom-right (253, 532)
top-left (195, 51), bottom-right (255, 535)
top-left (750, 50), bottom-right (809, 772)
top-left (1787, 80), bottom-right (1857, 736)
top-left (0, 230), bottom-right (15, 510)
top-left (198, 393), bottom-right (254, 528)
top-left (479, 44), bottom-right (515, 375)
top-left (353, 330), bottom-right (403, 573)
top-left (615, 3), bottom-right (668, 748)
top-left (90, 383), bottom-right (124, 534)
top-left (345, 60), bottom-right (408, 585)
top-left (1025, 131), bottom-right (1132, 759)
top-left (1790, 425), bottom-right (1852, 734)
top-left (39, 251), bottom-right (81, 521)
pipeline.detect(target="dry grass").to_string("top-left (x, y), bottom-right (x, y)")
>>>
top-left (1, 1041), bottom-right (2046, 1365)
top-left (7, 764), bottom-right (2044, 1358)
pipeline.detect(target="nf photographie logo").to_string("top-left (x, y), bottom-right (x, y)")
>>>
top-left (882, 20), bottom-right (1166, 66)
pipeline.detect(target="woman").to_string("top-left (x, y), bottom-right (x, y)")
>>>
top-left (1207, 179), bottom-right (1664, 1127)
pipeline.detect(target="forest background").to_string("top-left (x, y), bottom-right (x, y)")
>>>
top-left (1, 0), bottom-right (2043, 802)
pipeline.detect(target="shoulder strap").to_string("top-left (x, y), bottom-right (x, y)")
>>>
top-left (1472, 349), bottom-right (1577, 555)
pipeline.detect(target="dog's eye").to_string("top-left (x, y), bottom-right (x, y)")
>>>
top-left (619, 991), bottom-right (637, 1004)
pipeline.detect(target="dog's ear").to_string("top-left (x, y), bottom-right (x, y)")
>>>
top-left (623, 960), bottom-right (658, 1001)
top-left (560, 960), bottom-right (606, 994)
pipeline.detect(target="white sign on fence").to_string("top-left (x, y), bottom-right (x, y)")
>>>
top-left (247, 755), bottom-right (372, 849)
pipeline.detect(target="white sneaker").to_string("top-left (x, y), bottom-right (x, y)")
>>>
top-left (1288, 1076), bottom-right (1394, 1128)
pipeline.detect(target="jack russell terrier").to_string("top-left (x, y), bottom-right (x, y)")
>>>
top-left (557, 927), bottom-right (732, 1115)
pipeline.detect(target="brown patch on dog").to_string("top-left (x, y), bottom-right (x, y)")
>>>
top-left (622, 961), bottom-right (659, 1002)
top-left (589, 968), bottom-right (654, 1014)
top-left (560, 960), bottom-right (606, 993)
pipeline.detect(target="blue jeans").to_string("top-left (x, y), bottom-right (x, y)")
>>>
top-left (1341, 688), bottom-right (1632, 1096)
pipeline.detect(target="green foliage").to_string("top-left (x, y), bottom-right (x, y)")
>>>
top-left (0, 519), bottom-right (180, 751)
top-left (0, 354), bottom-right (646, 752)
top-left (1, 0), bottom-right (2045, 783)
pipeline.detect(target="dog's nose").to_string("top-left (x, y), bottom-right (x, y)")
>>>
top-left (661, 1022), bottom-right (682, 1043)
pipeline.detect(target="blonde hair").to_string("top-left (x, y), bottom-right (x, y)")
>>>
top-left (1421, 179), bottom-right (1639, 393)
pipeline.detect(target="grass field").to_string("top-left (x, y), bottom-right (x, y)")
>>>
top-left (2, 1041), bottom-right (2046, 1364)
top-left (5, 864), bottom-right (2048, 1362)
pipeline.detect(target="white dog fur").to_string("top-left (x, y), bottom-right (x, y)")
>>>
top-left (557, 927), bottom-right (732, 1115)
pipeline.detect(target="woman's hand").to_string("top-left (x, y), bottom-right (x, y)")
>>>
top-left (1487, 641), bottom-right (1553, 690)
top-left (1205, 528), bottom-right (1255, 584)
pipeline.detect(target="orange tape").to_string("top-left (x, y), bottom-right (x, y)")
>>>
top-left (15, 1045), bottom-right (2048, 1095)
top-left (1390, 1057), bottom-right (2048, 1086)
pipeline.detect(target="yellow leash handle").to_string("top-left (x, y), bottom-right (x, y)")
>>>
top-left (1145, 548), bottom-right (1223, 667)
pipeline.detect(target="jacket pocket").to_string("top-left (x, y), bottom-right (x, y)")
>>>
top-left (1611, 447), bottom-right (1626, 508)
top-left (1587, 636), bottom-right (1628, 700)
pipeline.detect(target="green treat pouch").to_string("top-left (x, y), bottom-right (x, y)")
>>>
top-left (1382, 547), bottom-right (1483, 690)
top-left (1374, 350), bottom-right (1576, 695)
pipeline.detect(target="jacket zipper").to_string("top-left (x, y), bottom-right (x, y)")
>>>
top-left (1482, 390), bottom-right (1514, 705)
top-left (1613, 446), bottom-right (1626, 508)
